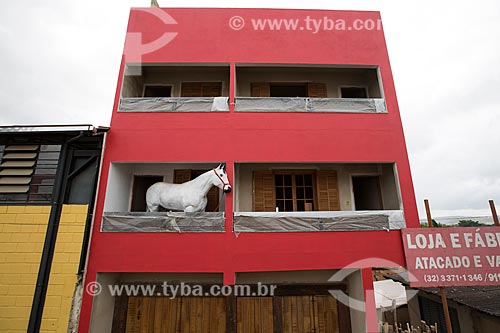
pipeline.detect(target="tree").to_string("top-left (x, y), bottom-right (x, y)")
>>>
top-left (457, 220), bottom-right (487, 227)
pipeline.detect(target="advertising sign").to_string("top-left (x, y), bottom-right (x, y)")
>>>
top-left (402, 227), bottom-right (500, 287)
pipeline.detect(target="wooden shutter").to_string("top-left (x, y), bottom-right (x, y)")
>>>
top-left (307, 83), bottom-right (327, 98)
top-left (201, 82), bottom-right (222, 97)
top-left (251, 82), bottom-right (270, 97)
top-left (253, 170), bottom-right (275, 212)
top-left (181, 82), bottom-right (202, 97)
top-left (316, 170), bottom-right (340, 211)
top-left (181, 82), bottom-right (222, 97)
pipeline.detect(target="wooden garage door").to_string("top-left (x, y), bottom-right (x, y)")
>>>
top-left (236, 297), bottom-right (274, 332)
top-left (124, 296), bottom-right (226, 333)
top-left (281, 296), bottom-right (339, 333)
top-left (237, 296), bottom-right (340, 333)
top-left (114, 289), bottom-right (349, 333)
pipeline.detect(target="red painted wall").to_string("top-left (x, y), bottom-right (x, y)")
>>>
top-left (79, 8), bottom-right (418, 331)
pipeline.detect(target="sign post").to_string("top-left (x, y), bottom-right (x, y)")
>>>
top-left (490, 200), bottom-right (499, 226)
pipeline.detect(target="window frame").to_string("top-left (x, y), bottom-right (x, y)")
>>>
top-left (273, 169), bottom-right (318, 212)
top-left (338, 85), bottom-right (369, 98)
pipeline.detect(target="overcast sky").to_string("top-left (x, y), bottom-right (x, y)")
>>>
top-left (0, 0), bottom-right (499, 219)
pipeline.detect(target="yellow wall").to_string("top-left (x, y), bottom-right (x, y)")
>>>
top-left (0, 204), bottom-right (88, 333)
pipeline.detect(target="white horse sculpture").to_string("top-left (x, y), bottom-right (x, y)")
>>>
top-left (146, 164), bottom-right (232, 212)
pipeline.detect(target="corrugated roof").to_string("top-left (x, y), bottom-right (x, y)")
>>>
top-left (384, 272), bottom-right (500, 318)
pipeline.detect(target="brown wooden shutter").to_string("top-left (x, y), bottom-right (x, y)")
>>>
top-left (253, 170), bottom-right (275, 212)
top-left (174, 169), bottom-right (192, 184)
top-left (307, 83), bottom-right (327, 98)
top-left (180, 82), bottom-right (202, 97)
top-left (201, 82), bottom-right (222, 97)
top-left (250, 83), bottom-right (270, 97)
top-left (316, 170), bottom-right (340, 211)
top-left (181, 82), bottom-right (222, 97)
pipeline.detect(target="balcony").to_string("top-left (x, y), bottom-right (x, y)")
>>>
top-left (117, 64), bottom-right (386, 113)
top-left (100, 162), bottom-right (404, 233)
top-left (118, 64), bottom-right (230, 112)
top-left (235, 65), bottom-right (385, 113)
top-left (101, 162), bottom-right (227, 233)
top-left (233, 162), bottom-right (404, 232)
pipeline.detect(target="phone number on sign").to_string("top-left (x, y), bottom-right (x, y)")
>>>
top-left (422, 273), bottom-right (500, 283)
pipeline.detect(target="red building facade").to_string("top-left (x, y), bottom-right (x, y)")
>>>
top-left (79, 8), bottom-right (418, 332)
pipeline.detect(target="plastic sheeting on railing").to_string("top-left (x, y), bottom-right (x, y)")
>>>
top-left (101, 212), bottom-right (225, 232)
top-left (118, 97), bottom-right (229, 112)
top-left (233, 210), bottom-right (405, 232)
top-left (234, 97), bottom-right (386, 113)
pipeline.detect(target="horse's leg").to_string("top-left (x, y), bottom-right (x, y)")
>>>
top-left (184, 206), bottom-right (196, 213)
top-left (147, 203), bottom-right (159, 212)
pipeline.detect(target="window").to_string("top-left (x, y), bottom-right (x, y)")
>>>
top-left (143, 85), bottom-right (172, 97)
top-left (251, 83), bottom-right (327, 98)
top-left (181, 82), bottom-right (222, 97)
top-left (253, 170), bottom-right (340, 212)
top-left (340, 87), bottom-right (368, 98)
top-left (275, 172), bottom-right (315, 212)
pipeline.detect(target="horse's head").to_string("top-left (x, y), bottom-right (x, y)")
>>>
top-left (213, 164), bottom-right (232, 193)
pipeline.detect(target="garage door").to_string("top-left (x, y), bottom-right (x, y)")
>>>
top-left (113, 289), bottom-right (350, 332)
top-left (237, 296), bottom-right (340, 333)
top-left (124, 297), bottom-right (226, 333)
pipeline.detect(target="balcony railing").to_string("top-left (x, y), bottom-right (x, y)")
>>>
top-left (118, 97), bottom-right (229, 112)
top-left (234, 97), bottom-right (386, 113)
top-left (101, 212), bottom-right (225, 232)
top-left (100, 210), bottom-right (404, 233)
top-left (118, 97), bottom-right (385, 113)
top-left (233, 210), bottom-right (405, 232)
